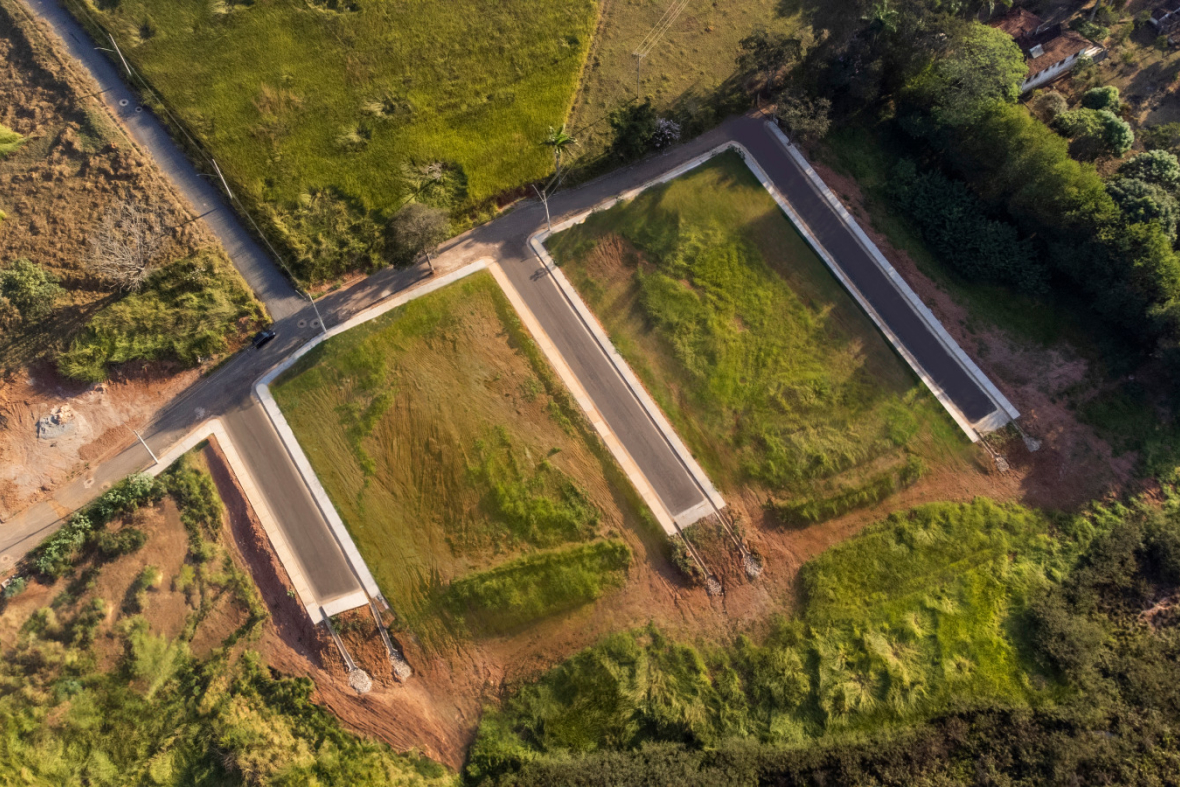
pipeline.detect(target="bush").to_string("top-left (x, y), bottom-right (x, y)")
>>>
top-left (1029, 90), bottom-right (1068, 123)
top-left (1081, 85), bottom-right (1120, 111)
top-left (3, 576), bottom-right (26, 599)
top-left (1118, 149), bottom-right (1180, 189)
top-left (30, 474), bottom-right (163, 578)
top-left (1107, 177), bottom-right (1180, 239)
top-left (889, 159), bottom-right (1046, 293)
top-left (58, 252), bottom-right (262, 382)
top-left (1056, 108), bottom-right (1134, 157)
top-left (1142, 121), bottom-right (1180, 152)
top-left (775, 90), bottom-right (832, 142)
top-left (609, 99), bottom-right (659, 162)
top-left (0, 123), bottom-right (23, 157)
top-left (0, 259), bottom-right (62, 323)
top-left (93, 527), bottom-right (148, 559)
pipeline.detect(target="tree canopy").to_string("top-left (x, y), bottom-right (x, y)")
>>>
top-left (905, 22), bottom-right (1026, 127)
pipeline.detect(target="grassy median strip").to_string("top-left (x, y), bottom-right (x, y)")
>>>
top-left (272, 272), bottom-right (642, 644)
top-left (547, 151), bottom-right (966, 513)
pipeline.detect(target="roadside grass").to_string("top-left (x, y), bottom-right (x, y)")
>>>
top-left (468, 498), bottom-right (1071, 774)
top-left (569, 0), bottom-right (807, 160)
top-left (56, 251), bottom-right (264, 382)
top-left (272, 272), bottom-right (641, 645)
top-left (547, 151), bottom-right (966, 513)
top-left (78, 0), bottom-right (598, 270)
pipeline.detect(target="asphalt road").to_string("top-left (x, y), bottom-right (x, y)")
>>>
top-left (3, 0), bottom-right (1012, 610)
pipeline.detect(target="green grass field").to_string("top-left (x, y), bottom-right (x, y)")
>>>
top-left (78, 0), bottom-right (598, 275)
top-left (546, 152), bottom-right (966, 511)
top-left (272, 272), bottom-right (637, 643)
top-left (466, 497), bottom-right (1066, 775)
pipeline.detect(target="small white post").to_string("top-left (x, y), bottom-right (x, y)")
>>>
top-left (130, 428), bottom-right (158, 463)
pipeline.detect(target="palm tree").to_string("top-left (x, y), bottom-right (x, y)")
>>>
top-left (544, 125), bottom-right (577, 180)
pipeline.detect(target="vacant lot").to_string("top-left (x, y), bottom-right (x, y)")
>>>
top-left (547, 152), bottom-right (968, 522)
top-left (78, 0), bottom-right (598, 270)
top-left (272, 272), bottom-right (647, 645)
top-left (571, 0), bottom-right (808, 158)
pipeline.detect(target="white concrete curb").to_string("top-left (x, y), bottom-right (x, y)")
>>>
top-left (146, 418), bottom-right (366, 622)
top-left (486, 263), bottom-right (681, 536)
top-left (536, 131), bottom-right (1017, 445)
top-left (766, 122), bottom-right (1019, 428)
top-left (253, 261), bottom-right (490, 609)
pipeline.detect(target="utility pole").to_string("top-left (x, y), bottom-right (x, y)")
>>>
top-left (634, 52), bottom-right (645, 100)
top-left (129, 427), bottom-right (158, 463)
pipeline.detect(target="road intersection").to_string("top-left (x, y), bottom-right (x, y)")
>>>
top-left (3, 0), bottom-right (1019, 622)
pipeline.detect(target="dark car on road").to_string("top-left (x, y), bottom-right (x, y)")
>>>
top-left (251, 328), bottom-right (277, 350)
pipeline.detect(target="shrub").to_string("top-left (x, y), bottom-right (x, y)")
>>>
top-left (262, 189), bottom-right (384, 283)
top-left (94, 527), bottom-right (148, 559)
top-left (889, 159), bottom-right (1046, 293)
top-left (0, 123), bottom-right (23, 157)
top-left (3, 576), bottom-right (27, 599)
top-left (609, 99), bottom-right (659, 161)
top-left (1055, 108), bottom-right (1133, 157)
top-left (1029, 90), bottom-right (1068, 123)
top-left (0, 259), bottom-right (62, 323)
top-left (1117, 149), bottom-right (1180, 189)
top-left (58, 252), bottom-right (262, 382)
top-left (775, 89), bottom-right (832, 142)
top-left (1142, 121), bottom-right (1180, 152)
top-left (1106, 177), bottom-right (1180, 239)
top-left (1081, 85), bottom-right (1120, 111)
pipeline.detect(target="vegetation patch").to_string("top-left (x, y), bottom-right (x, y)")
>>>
top-left (78, 0), bottom-right (599, 279)
top-left (272, 272), bottom-right (643, 645)
top-left (446, 540), bottom-right (631, 636)
top-left (57, 251), bottom-right (264, 382)
top-left (1, 459), bottom-right (451, 785)
top-left (466, 492), bottom-right (1179, 784)
top-left (547, 152), bottom-right (964, 507)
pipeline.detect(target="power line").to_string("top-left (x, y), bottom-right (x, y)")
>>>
top-left (631, 0), bottom-right (691, 99)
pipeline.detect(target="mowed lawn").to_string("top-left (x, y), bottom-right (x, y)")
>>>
top-left (547, 152), bottom-right (967, 514)
top-left (87, 0), bottom-right (597, 210)
top-left (272, 272), bottom-right (637, 643)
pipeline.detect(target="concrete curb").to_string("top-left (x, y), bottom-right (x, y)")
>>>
top-left (529, 146), bottom-right (734, 523)
top-left (146, 418), bottom-right (367, 621)
top-left (253, 261), bottom-right (490, 609)
top-left (486, 263), bottom-right (681, 536)
top-left (765, 122), bottom-right (1019, 429)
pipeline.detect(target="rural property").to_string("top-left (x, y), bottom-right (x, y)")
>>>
top-left (6, 0), bottom-right (1180, 784)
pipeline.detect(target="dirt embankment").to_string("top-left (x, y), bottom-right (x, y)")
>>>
top-left (0, 0), bottom-right (225, 520)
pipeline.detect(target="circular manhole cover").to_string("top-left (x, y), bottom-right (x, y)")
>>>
top-left (135, 106), bottom-right (144, 113)
top-left (311, 319), bottom-right (322, 328)
top-left (118, 98), bottom-right (129, 107)
top-left (297, 319), bottom-right (307, 328)
top-left (84, 477), bottom-right (96, 489)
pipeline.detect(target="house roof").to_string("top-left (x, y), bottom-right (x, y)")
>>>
top-left (990, 9), bottom-right (1100, 81)
top-left (992, 7), bottom-right (1044, 40)
top-left (1023, 29), bottom-right (1094, 76)
top-left (1153, 3), bottom-right (1180, 22)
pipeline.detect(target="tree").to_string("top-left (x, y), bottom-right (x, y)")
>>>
top-left (1107, 178), bottom-right (1180, 240)
top-left (0, 258), bottom-right (62, 323)
top-left (1029, 90), bottom-right (1068, 123)
top-left (386, 203), bottom-right (448, 272)
top-left (543, 125), bottom-right (576, 181)
top-left (1118, 150), bottom-right (1180, 190)
top-left (737, 30), bottom-right (802, 95)
top-left (88, 200), bottom-right (170, 292)
top-left (906, 22), bottom-right (1026, 127)
top-left (775, 90), bottom-right (832, 142)
top-left (1082, 84), bottom-right (1120, 111)
top-left (609, 99), bottom-right (659, 162)
top-left (1056, 108), bottom-right (1134, 158)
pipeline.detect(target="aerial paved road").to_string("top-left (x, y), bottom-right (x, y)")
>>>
top-left (2, 0), bottom-right (1017, 616)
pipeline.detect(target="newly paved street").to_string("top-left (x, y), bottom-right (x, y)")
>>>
top-left (3, 0), bottom-right (1016, 612)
